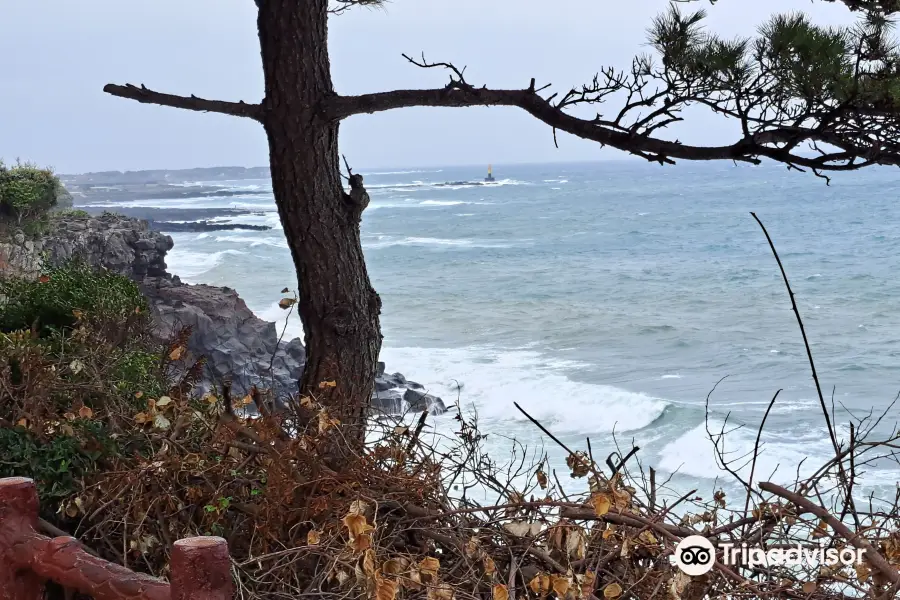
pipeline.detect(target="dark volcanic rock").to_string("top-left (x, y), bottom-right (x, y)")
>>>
top-left (1, 210), bottom-right (437, 415)
top-left (142, 277), bottom-right (305, 398)
top-left (0, 212), bottom-right (172, 281)
top-left (148, 220), bottom-right (272, 233)
top-left (403, 389), bottom-right (447, 415)
top-left (370, 389), bottom-right (406, 415)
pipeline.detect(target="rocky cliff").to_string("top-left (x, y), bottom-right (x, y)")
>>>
top-left (0, 213), bottom-right (445, 414)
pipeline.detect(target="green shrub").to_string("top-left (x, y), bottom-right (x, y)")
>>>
top-left (0, 422), bottom-right (117, 510)
top-left (0, 264), bottom-right (166, 518)
top-left (0, 263), bottom-right (147, 336)
top-left (0, 161), bottom-right (61, 225)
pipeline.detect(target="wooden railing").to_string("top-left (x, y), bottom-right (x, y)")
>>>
top-left (0, 477), bottom-right (234, 599)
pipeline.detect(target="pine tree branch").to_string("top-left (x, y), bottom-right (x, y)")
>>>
top-left (103, 83), bottom-right (263, 121)
top-left (327, 85), bottom-right (898, 171)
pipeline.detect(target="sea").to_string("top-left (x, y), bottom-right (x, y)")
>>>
top-left (80, 160), bottom-right (900, 503)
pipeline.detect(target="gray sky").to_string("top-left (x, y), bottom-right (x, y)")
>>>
top-left (1, 0), bottom-right (852, 173)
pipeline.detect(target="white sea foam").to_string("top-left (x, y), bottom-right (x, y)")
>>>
top-left (83, 196), bottom-right (272, 210)
top-left (661, 374), bottom-right (682, 379)
top-left (213, 235), bottom-right (288, 248)
top-left (369, 169), bottom-right (443, 175)
top-left (380, 346), bottom-right (669, 435)
top-left (419, 200), bottom-right (466, 206)
top-left (165, 248), bottom-right (247, 280)
top-left (365, 236), bottom-right (516, 250)
top-left (657, 420), bottom-right (833, 484)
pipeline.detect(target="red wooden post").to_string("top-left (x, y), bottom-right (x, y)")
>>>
top-left (170, 536), bottom-right (233, 600)
top-left (0, 477), bottom-right (43, 600)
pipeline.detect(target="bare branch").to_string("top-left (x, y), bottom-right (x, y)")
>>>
top-left (102, 84), bottom-right (263, 121)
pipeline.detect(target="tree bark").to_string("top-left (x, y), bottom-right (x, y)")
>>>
top-left (257, 0), bottom-right (382, 434)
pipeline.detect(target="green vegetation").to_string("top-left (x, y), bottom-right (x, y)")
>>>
top-left (0, 264), bottom-right (165, 514)
top-left (0, 160), bottom-right (62, 226)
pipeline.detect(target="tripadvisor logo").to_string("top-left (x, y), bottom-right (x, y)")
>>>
top-left (673, 535), bottom-right (866, 576)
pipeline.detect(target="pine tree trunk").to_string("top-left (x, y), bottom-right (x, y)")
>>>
top-left (257, 0), bottom-right (382, 435)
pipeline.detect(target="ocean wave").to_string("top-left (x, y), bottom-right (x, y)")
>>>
top-left (369, 169), bottom-right (443, 175)
top-left (213, 235), bottom-right (288, 248)
top-left (164, 248), bottom-right (247, 280)
top-left (419, 200), bottom-right (467, 206)
top-left (657, 419), bottom-right (833, 484)
top-left (83, 196), bottom-right (274, 210)
top-left (379, 346), bottom-right (669, 435)
top-left (368, 178), bottom-right (526, 192)
top-left (365, 236), bottom-right (517, 250)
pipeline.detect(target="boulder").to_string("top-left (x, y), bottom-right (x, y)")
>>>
top-left (370, 389), bottom-right (406, 415)
top-left (142, 276), bottom-right (305, 398)
top-left (403, 389), bottom-right (447, 415)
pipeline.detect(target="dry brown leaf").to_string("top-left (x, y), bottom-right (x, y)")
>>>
top-left (638, 530), bottom-right (658, 545)
top-left (319, 380), bottom-right (338, 389)
top-left (566, 527), bottom-right (586, 559)
top-left (38, 274), bottom-right (50, 284)
top-left (363, 549), bottom-right (377, 577)
top-left (464, 537), bottom-right (480, 559)
top-left (419, 556), bottom-right (440, 582)
top-left (714, 489), bottom-right (727, 508)
top-left (812, 519), bottom-right (829, 539)
top-left (483, 556), bottom-right (496, 576)
top-left (350, 533), bottom-right (372, 552)
top-left (591, 493), bottom-right (611, 516)
top-left (602, 525), bottom-right (617, 540)
top-left (319, 409), bottom-right (341, 434)
top-left (802, 581), bottom-right (817, 594)
top-left (278, 297), bottom-right (296, 309)
top-left (493, 584), bottom-right (509, 600)
top-left (168, 346), bottom-right (185, 361)
top-left (536, 469), bottom-right (549, 489)
top-left (307, 529), bottom-right (321, 546)
top-left (78, 406), bottom-right (93, 419)
top-left (550, 574), bottom-right (570, 598)
top-left (404, 568), bottom-right (422, 590)
top-left (343, 513), bottom-right (374, 539)
top-left (156, 396), bottom-right (173, 408)
top-left (566, 451), bottom-right (591, 478)
top-left (382, 558), bottom-right (407, 575)
top-left (427, 584), bottom-right (454, 600)
top-left (529, 574), bottom-right (551, 597)
top-left (134, 412), bottom-right (151, 424)
top-left (580, 571), bottom-right (596, 599)
top-left (281, 287), bottom-right (290, 293)
top-left (854, 563), bottom-right (871, 582)
top-left (602, 583), bottom-right (622, 599)
top-left (375, 575), bottom-right (398, 600)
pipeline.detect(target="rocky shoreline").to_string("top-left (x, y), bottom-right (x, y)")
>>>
top-left (0, 212), bottom-right (445, 416)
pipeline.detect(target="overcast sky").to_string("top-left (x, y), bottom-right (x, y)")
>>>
top-left (0, 0), bottom-right (853, 173)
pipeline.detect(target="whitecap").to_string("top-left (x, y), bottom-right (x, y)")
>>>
top-left (379, 346), bottom-right (669, 435)
top-left (419, 200), bottom-right (466, 206)
top-left (164, 249), bottom-right (247, 280)
top-left (365, 236), bottom-right (516, 250)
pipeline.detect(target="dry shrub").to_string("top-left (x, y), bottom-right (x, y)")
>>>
top-left (3, 268), bottom-right (900, 600)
